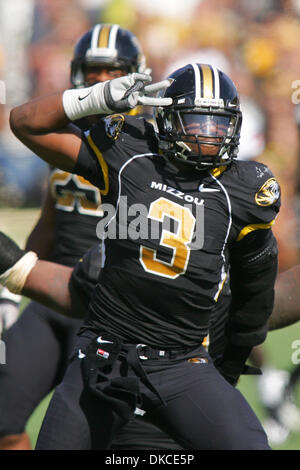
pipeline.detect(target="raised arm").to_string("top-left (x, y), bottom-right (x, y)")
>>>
top-left (9, 92), bottom-right (82, 172)
top-left (9, 74), bottom-right (171, 172)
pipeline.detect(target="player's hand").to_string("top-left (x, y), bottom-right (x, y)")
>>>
top-left (63, 74), bottom-right (173, 121)
top-left (0, 288), bottom-right (20, 337)
top-left (214, 358), bottom-right (241, 386)
top-left (104, 73), bottom-right (173, 111)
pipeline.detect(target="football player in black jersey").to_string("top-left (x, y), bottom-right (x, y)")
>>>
top-left (10, 63), bottom-right (280, 449)
top-left (0, 23), bottom-right (162, 451)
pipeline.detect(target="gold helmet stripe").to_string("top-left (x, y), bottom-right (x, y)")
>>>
top-left (97, 24), bottom-right (119, 50)
top-left (200, 64), bottom-right (214, 99)
top-left (192, 63), bottom-right (220, 102)
top-left (89, 24), bottom-right (120, 58)
top-left (98, 24), bottom-right (112, 48)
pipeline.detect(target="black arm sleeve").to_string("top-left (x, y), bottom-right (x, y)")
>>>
top-left (222, 229), bottom-right (278, 366)
top-left (68, 244), bottom-right (102, 312)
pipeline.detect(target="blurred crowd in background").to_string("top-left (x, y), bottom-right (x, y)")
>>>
top-left (1, 0), bottom-right (300, 271)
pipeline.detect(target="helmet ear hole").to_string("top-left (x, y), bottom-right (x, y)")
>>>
top-left (70, 60), bottom-right (85, 88)
top-left (154, 63), bottom-right (242, 171)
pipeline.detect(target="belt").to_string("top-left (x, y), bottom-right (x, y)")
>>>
top-left (135, 344), bottom-right (188, 360)
top-left (126, 344), bottom-right (168, 408)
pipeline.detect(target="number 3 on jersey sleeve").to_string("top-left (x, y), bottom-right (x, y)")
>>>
top-left (140, 197), bottom-right (196, 279)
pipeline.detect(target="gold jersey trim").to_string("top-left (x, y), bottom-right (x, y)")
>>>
top-left (237, 219), bottom-right (275, 242)
top-left (86, 134), bottom-right (109, 196)
top-left (209, 165), bottom-right (227, 178)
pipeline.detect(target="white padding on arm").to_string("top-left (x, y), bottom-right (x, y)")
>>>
top-left (62, 82), bottom-right (111, 121)
top-left (0, 251), bottom-right (38, 294)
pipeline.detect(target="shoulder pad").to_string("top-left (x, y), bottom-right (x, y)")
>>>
top-left (235, 161), bottom-right (281, 208)
top-left (254, 176), bottom-right (280, 207)
top-left (228, 161), bottom-right (281, 239)
top-left (124, 114), bottom-right (155, 139)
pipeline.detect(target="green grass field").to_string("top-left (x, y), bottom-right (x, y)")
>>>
top-left (1, 208), bottom-right (300, 450)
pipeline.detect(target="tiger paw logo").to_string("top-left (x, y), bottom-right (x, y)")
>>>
top-left (255, 178), bottom-right (280, 206)
top-left (104, 114), bottom-right (125, 140)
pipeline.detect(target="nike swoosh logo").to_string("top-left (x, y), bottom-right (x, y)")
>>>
top-left (78, 349), bottom-right (86, 359)
top-left (78, 91), bottom-right (92, 101)
top-left (198, 184), bottom-right (220, 192)
top-left (97, 336), bottom-right (113, 344)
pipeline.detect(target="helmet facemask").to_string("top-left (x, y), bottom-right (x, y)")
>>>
top-left (158, 108), bottom-right (241, 170)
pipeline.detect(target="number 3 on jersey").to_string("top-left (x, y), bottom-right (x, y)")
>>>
top-left (140, 197), bottom-right (196, 279)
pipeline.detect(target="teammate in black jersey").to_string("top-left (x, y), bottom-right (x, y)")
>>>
top-left (10, 63), bottom-right (280, 449)
top-left (0, 23), bottom-right (159, 451)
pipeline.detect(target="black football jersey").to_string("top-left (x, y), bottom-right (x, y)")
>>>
top-left (49, 167), bottom-right (103, 266)
top-left (73, 114), bottom-right (280, 348)
top-left (46, 118), bottom-right (103, 267)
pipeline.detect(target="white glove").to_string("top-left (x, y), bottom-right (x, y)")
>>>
top-left (0, 288), bottom-right (20, 337)
top-left (104, 74), bottom-right (173, 110)
top-left (62, 74), bottom-right (173, 121)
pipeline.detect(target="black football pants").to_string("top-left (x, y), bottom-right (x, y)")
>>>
top-left (35, 331), bottom-right (270, 450)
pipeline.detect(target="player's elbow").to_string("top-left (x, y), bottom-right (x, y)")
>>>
top-left (9, 106), bottom-right (26, 137)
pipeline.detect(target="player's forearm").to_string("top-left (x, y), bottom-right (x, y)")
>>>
top-left (269, 264), bottom-right (300, 330)
top-left (227, 262), bottom-right (277, 348)
top-left (9, 92), bottom-right (69, 137)
top-left (25, 187), bottom-right (57, 259)
top-left (23, 261), bottom-right (73, 316)
top-left (227, 230), bottom-right (278, 347)
top-left (25, 226), bottom-right (55, 260)
top-left (9, 74), bottom-right (131, 140)
top-left (9, 74), bottom-right (167, 173)
top-left (9, 93), bottom-right (81, 172)
top-left (220, 237), bottom-right (278, 382)
top-left (0, 232), bottom-right (81, 318)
